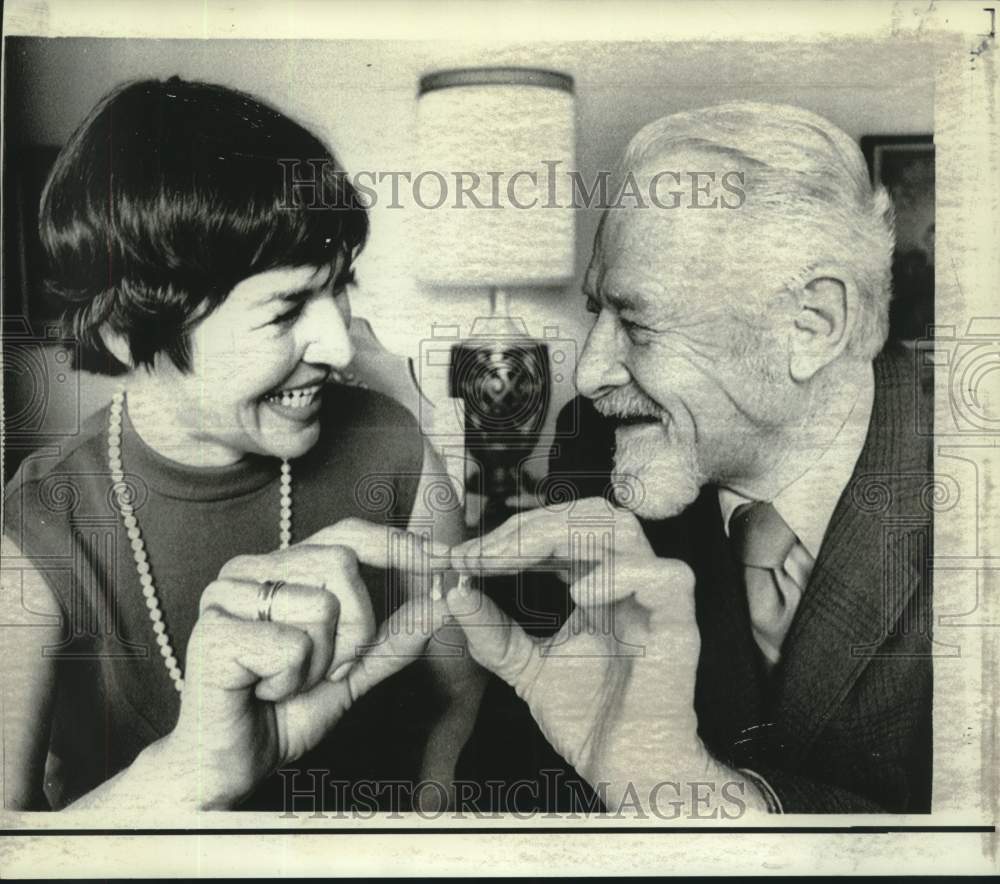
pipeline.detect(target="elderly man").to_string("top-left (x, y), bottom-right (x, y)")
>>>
top-left (448, 102), bottom-right (932, 814)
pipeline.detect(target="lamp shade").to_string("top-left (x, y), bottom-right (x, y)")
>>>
top-left (416, 68), bottom-right (576, 287)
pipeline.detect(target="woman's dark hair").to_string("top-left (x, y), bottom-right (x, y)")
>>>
top-left (39, 76), bottom-right (368, 374)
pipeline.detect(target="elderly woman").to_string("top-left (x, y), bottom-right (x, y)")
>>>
top-left (2, 77), bottom-right (482, 811)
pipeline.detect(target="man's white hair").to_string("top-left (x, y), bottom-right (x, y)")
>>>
top-left (622, 101), bottom-right (896, 360)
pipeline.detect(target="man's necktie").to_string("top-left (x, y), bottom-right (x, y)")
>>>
top-left (729, 501), bottom-right (803, 669)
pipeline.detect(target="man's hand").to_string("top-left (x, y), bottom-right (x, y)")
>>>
top-left (160, 518), bottom-right (444, 809)
top-left (447, 499), bottom-right (735, 810)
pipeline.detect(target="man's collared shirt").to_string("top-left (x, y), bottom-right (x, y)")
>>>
top-left (718, 368), bottom-right (875, 649)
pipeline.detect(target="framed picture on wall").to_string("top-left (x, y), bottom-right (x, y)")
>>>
top-left (860, 135), bottom-right (934, 344)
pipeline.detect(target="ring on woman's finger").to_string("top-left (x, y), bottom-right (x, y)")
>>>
top-left (256, 580), bottom-right (286, 622)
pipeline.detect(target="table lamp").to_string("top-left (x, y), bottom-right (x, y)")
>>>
top-left (416, 67), bottom-right (576, 529)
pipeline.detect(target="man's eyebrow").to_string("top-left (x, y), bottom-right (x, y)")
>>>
top-left (605, 291), bottom-right (636, 312)
top-left (581, 287), bottom-right (639, 315)
top-left (597, 287), bottom-right (649, 314)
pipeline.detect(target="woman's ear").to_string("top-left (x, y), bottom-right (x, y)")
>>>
top-left (99, 326), bottom-right (133, 369)
top-left (788, 269), bottom-right (858, 382)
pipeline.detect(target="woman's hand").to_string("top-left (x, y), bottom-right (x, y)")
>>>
top-left (159, 518), bottom-right (445, 809)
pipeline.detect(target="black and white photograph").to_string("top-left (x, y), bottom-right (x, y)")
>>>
top-left (0, 0), bottom-right (996, 877)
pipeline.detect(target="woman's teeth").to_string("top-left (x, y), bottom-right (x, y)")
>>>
top-left (265, 384), bottom-right (322, 409)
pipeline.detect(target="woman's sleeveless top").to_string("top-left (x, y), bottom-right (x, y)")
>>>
top-left (4, 385), bottom-right (429, 809)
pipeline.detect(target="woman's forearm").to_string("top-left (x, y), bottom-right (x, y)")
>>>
top-left (64, 735), bottom-right (233, 813)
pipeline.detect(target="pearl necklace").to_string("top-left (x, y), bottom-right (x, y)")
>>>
top-left (108, 391), bottom-right (292, 693)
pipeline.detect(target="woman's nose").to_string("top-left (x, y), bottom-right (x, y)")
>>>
top-left (300, 295), bottom-right (354, 369)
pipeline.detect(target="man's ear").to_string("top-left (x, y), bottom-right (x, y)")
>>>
top-left (99, 326), bottom-right (133, 369)
top-left (788, 270), bottom-right (857, 382)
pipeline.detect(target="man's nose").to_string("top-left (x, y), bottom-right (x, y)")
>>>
top-left (575, 312), bottom-right (630, 399)
top-left (300, 295), bottom-right (354, 369)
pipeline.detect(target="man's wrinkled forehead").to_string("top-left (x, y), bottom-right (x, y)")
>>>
top-left (588, 202), bottom-right (735, 295)
top-left (586, 148), bottom-right (754, 294)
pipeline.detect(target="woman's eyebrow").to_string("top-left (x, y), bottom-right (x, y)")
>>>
top-left (259, 276), bottom-right (327, 306)
top-left (245, 287), bottom-right (308, 310)
top-left (273, 287), bottom-right (313, 304)
top-left (253, 267), bottom-right (355, 307)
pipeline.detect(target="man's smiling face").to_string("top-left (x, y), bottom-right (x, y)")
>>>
top-left (576, 190), bottom-right (796, 519)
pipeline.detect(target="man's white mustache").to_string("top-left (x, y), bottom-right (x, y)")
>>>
top-left (592, 388), bottom-right (665, 421)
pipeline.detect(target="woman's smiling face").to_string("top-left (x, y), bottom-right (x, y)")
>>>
top-left (134, 263), bottom-right (355, 465)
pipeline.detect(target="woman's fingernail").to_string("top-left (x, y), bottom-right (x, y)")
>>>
top-left (446, 576), bottom-right (478, 614)
top-left (329, 662), bottom-right (353, 682)
top-left (430, 573), bottom-right (444, 601)
top-left (449, 573), bottom-right (472, 598)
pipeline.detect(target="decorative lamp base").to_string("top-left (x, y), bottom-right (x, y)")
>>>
top-left (449, 337), bottom-right (550, 532)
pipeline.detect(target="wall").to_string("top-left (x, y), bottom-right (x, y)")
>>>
top-left (5, 36), bottom-right (935, 458)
